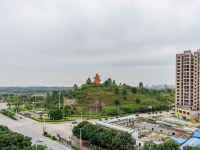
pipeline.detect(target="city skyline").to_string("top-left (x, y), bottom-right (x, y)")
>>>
top-left (1, 0), bottom-right (200, 86)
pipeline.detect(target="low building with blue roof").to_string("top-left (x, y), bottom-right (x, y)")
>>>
top-left (170, 136), bottom-right (187, 145)
top-left (171, 130), bottom-right (200, 149)
top-left (180, 138), bottom-right (200, 149)
top-left (192, 130), bottom-right (200, 138)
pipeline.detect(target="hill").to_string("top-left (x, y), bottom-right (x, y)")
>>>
top-left (67, 80), bottom-right (175, 116)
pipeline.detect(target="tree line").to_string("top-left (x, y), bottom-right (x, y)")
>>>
top-left (72, 121), bottom-right (136, 150)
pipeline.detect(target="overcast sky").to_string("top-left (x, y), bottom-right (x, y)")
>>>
top-left (0, 0), bottom-right (200, 86)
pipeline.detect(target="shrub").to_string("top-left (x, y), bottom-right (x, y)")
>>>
top-left (0, 109), bottom-right (16, 120)
top-left (52, 136), bottom-right (57, 140)
top-left (135, 98), bottom-right (141, 104)
top-left (131, 87), bottom-right (137, 94)
top-left (43, 132), bottom-right (48, 136)
top-left (122, 88), bottom-right (127, 95)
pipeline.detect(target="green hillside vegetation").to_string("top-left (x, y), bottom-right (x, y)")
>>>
top-left (67, 78), bottom-right (175, 116)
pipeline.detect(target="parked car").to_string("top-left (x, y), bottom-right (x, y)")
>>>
top-left (71, 121), bottom-right (77, 124)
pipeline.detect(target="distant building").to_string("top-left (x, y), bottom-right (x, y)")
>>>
top-left (93, 73), bottom-right (101, 85)
top-left (175, 50), bottom-right (200, 121)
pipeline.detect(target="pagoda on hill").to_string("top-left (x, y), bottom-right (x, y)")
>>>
top-left (93, 73), bottom-right (101, 85)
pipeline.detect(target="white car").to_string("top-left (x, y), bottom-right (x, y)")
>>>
top-left (38, 137), bottom-right (43, 142)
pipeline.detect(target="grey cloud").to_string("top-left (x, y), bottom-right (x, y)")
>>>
top-left (0, 0), bottom-right (200, 86)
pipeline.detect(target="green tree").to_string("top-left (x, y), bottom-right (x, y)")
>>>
top-left (114, 99), bottom-right (120, 115)
top-left (11, 96), bottom-right (23, 111)
top-left (64, 105), bottom-right (72, 116)
top-left (139, 82), bottom-right (144, 89)
top-left (111, 132), bottom-right (136, 150)
top-left (86, 78), bottom-right (92, 84)
top-left (73, 122), bottom-right (136, 150)
top-left (90, 125), bottom-right (104, 145)
top-left (98, 129), bottom-right (117, 148)
top-left (142, 140), bottom-right (179, 150)
top-left (45, 91), bottom-right (64, 109)
top-left (103, 78), bottom-right (113, 87)
top-left (135, 98), bottom-right (141, 104)
top-left (114, 99), bottom-right (120, 106)
top-left (7, 102), bottom-right (11, 109)
top-left (122, 88), bottom-right (127, 95)
top-left (49, 108), bottom-right (63, 120)
top-left (0, 125), bottom-right (45, 150)
top-left (114, 87), bottom-right (119, 94)
top-left (131, 87), bottom-right (137, 94)
top-left (73, 84), bottom-right (78, 90)
top-left (72, 121), bottom-right (89, 138)
top-left (25, 103), bottom-right (33, 110)
top-left (113, 80), bottom-right (116, 86)
top-left (184, 147), bottom-right (200, 150)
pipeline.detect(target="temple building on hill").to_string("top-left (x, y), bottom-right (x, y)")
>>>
top-left (93, 73), bottom-right (101, 85)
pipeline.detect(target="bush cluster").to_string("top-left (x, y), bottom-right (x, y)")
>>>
top-left (0, 109), bottom-right (16, 120)
top-left (43, 132), bottom-right (58, 141)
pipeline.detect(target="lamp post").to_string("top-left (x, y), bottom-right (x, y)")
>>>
top-left (89, 108), bottom-right (91, 120)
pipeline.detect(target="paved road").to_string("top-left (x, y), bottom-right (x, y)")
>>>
top-left (0, 103), bottom-right (72, 150)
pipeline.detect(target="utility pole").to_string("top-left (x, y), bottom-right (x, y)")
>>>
top-left (36, 142), bottom-right (37, 150)
top-left (16, 109), bottom-right (18, 120)
top-left (81, 112), bottom-right (83, 122)
top-left (34, 87), bottom-right (36, 103)
top-left (89, 108), bottom-right (91, 120)
top-left (43, 114), bottom-right (46, 133)
top-left (44, 95), bottom-right (46, 112)
top-left (59, 92), bottom-right (61, 110)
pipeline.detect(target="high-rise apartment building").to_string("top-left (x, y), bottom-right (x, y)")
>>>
top-left (175, 50), bottom-right (200, 121)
